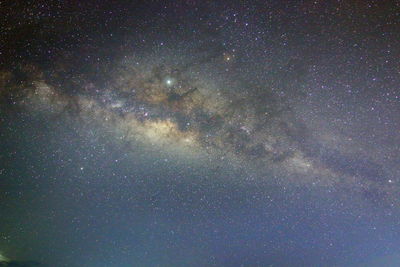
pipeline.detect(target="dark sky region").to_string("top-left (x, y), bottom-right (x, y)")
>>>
top-left (0, 1), bottom-right (400, 266)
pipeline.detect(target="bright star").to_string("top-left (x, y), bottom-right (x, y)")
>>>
top-left (165, 77), bottom-right (175, 86)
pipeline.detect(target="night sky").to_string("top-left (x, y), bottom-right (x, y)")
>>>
top-left (1, 1), bottom-right (400, 266)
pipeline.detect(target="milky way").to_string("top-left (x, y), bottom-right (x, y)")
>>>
top-left (1, 1), bottom-right (400, 266)
top-left (2, 44), bottom-right (397, 204)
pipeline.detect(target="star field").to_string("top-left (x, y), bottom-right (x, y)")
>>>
top-left (1, 1), bottom-right (400, 266)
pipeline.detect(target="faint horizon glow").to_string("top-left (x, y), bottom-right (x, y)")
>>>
top-left (0, 252), bottom-right (9, 262)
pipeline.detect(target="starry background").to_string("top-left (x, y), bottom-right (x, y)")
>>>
top-left (1, 1), bottom-right (400, 266)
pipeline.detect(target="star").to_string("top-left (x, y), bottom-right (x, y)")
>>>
top-left (165, 78), bottom-right (174, 86)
